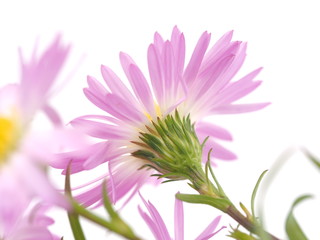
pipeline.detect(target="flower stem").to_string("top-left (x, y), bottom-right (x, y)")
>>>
top-left (71, 200), bottom-right (142, 240)
top-left (226, 204), bottom-right (280, 240)
top-left (196, 179), bottom-right (281, 240)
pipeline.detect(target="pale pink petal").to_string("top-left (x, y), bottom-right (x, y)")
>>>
top-left (212, 103), bottom-right (270, 114)
top-left (201, 30), bottom-right (234, 71)
top-left (87, 75), bottom-right (109, 97)
top-left (138, 206), bottom-right (163, 240)
top-left (15, 159), bottom-right (68, 209)
top-left (104, 93), bottom-right (146, 123)
top-left (174, 196), bottom-right (184, 240)
top-left (0, 84), bottom-right (19, 116)
top-left (42, 104), bottom-right (63, 126)
top-left (214, 80), bottom-right (262, 106)
top-left (183, 31), bottom-right (211, 84)
top-left (195, 215), bottom-right (222, 240)
top-left (139, 194), bottom-right (171, 240)
top-left (148, 44), bottom-right (164, 105)
top-left (170, 26), bottom-right (185, 76)
top-left (194, 54), bottom-right (235, 101)
top-left (201, 226), bottom-right (227, 239)
top-left (19, 35), bottom-right (70, 117)
top-left (196, 122), bottom-right (233, 141)
top-left (199, 137), bottom-right (237, 161)
top-left (83, 143), bottom-right (126, 170)
top-left (154, 32), bottom-right (165, 51)
top-left (212, 67), bottom-right (263, 106)
top-left (70, 118), bottom-right (128, 139)
top-left (100, 64), bottom-right (137, 104)
top-left (0, 170), bottom-right (30, 235)
top-left (162, 41), bottom-right (174, 94)
top-left (128, 64), bottom-right (155, 116)
top-left (71, 114), bottom-right (123, 125)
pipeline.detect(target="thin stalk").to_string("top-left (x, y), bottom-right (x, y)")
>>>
top-left (71, 200), bottom-right (142, 240)
top-left (197, 180), bottom-right (281, 240)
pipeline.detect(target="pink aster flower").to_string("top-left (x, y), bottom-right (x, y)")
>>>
top-left (0, 35), bottom-right (72, 236)
top-left (53, 27), bottom-right (268, 207)
top-left (1, 203), bottom-right (60, 240)
top-left (139, 193), bottom-right (225, 240)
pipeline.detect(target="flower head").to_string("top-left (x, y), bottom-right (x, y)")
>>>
top-left (138, 193), bottom-right (225, 240)
top-left (0, 35), bottom-right (71, 236)
top-left (54, 27), bottom-right (268, 207)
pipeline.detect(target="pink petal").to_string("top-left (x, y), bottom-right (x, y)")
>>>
top-left (105, 93), bottom-right (145, 123)
top-left (196, 122), bottom-right (233, 141)
top-left (100, 64), bottom-right (138, 105)
top-left (138, 206), bottom-right (164, 240)
top-left (213, 68), bottom-right (263, 106)
top-left (154, 32), bottom-right (165, 51)
top-left (174, 196), bottom-right (184, 240)
top-left (128, 64), bottom-right (155, 116)
top-left (211, 103), bottom-right (270, 114)
top-left (148, 44), bottom-right (164, 105)
top-left (195, 215), bottom-right (222, 240)
top-left (70, 118), bottom-right (128, 140)
top-left (139, 194), bottom-right (171, 240)
top-left (15, 159), bottom-right (68, 209)
top-left (170, 26), bottom-right (185, 76)
top-left (83, 142), bottom-right (126, 170)
top-left (183, 31), bottom-right (211, 84)
top-left (201, 30), bottom-right (234, 70)
top-left (218, 80), bottom-right (262, 106)
top-left (19, 35), bottom-right (70, 117)
top-left (200, 137), bottom-right (237, 161)
top-left (42, 104), bottom-right (63, 126)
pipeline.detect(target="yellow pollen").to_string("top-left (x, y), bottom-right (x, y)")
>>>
top-left (145, 104), bottom-right (162, 121)
top-left (0, 117), bottom-right (18, 164)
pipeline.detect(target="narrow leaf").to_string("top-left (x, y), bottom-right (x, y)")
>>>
top-left (102, 180), bottom-right (118, 219)
top-left (65, 163), bottom-right (86, 240)
top-left (285, 194), bottom-right (312, 240)
top-left (251, 170), bottom-right (268, 219)
top-left (303, 149), bottom-right (320, 170)
top-left (176, 193), bottom-right (231, 212)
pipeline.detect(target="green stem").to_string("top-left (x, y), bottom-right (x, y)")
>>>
top-left (201, 185), bottom-right (281, 240)
top-left (71, 200), bottom-right (142, 240)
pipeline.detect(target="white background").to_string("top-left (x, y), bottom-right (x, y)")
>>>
top-left (1, 0), bottom-right (320, 239)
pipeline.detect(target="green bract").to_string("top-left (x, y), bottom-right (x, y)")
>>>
top-left (132, 110), bottom-right (205, 184)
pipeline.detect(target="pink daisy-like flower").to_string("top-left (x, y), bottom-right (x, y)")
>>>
top-left (0, 35), bottom-right (72, 236)
top-left (139, 193), bottom-right (225, 240)
top-left (54, 27), bottom-right (268, 207)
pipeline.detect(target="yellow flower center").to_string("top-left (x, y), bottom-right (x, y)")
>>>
top-left (0, 116), bottom-right (18, 165)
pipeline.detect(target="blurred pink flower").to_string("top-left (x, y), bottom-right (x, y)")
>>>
top-left (53, 27), bottom-right (268, 207)
top-left (1, 203), bottom-right (60, 240)
top-left (139, 193), bottom-right (225, 240)
top-left (0, 35), bottom-right (71, 237)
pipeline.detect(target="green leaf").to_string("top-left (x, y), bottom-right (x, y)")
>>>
top-left (285, 194), bottom-right (312, 240)
top-left (65, 163), bottom-right (86, 240)
top-left (176, 193), bottom-right (231, 212)
top-left (102, 180), bottom-right (118, 219)
top-left (251, 170), bottom-right (268, 219)
top-left (303, 149), bottom-right (320, 170)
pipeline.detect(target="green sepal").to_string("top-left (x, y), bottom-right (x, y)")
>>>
top-left (228, 227), bottom-right (257, 240)
top-left (285, 194), bottom-right (312, 240)
top-left (175, 193), bottom-right (231, 212)
top-left (64, 163), bottom-right (86, 240)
